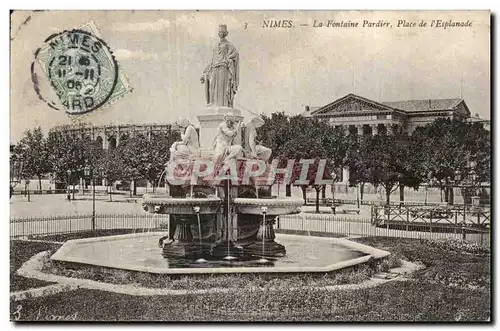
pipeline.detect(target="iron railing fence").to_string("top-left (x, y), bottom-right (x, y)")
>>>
top-left (10, 209), bottom-right (490, 248)
top-left (276, 210), bottom-right (490, 248)
top-left (305, 197), bottom-right (488, 208)
top-left (10, 213), bottom-right (169, 239)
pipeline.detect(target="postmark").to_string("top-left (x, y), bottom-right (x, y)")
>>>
top-left (31, 22), bottom-right (131, 116)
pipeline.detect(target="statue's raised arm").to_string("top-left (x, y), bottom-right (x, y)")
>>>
top-left (201, 25), bottom-right (239, 108)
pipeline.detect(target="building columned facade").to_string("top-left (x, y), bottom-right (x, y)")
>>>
top-left (302, 93), bottom-right (473, 136)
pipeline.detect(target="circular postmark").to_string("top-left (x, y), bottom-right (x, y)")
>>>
top-left (32, 29), bottom-right (118, 115)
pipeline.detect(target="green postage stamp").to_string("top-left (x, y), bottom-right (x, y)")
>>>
top-left (32, 21), bottom-right (131, 116)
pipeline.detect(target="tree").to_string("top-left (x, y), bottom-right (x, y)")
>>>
top-left (47, 127), bottom-right (102, 197)
top-left (16, 127), bottom-right (50, 190)
top-left (411, 118), bottom-right (490, 204)
top-left (361, 133), bottom-right (420, 206)
top-left (282, 116), bottom-right (335, 213)
top-left (119, 130), bottom-right (178, 195)
top-left (345, 131), bottom-right (371, 204)
top-left (96, 148), bottom-right (124, 201)
top-left (257, 112), bottom-right (293, 196)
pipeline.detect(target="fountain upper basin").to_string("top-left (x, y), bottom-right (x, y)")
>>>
top-left (142, 194), bottom-right (221, 214)
top-left (233, 197), bottom-right (304, 215)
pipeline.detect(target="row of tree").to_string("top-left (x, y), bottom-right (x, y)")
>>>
top-left (257, 113), bottom-right (490, 210)
top-left (11, 115), bottom-right (490, 209)
top-left (11, 125), bottom-right (179, 199)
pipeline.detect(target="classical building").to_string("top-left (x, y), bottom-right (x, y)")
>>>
top-left (302, 93), bottom-right (473, 135)
top-left (302, 93), bottom-right (491, 185)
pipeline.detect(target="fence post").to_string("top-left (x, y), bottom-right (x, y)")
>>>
top-left (429, 212), bottom-right (433, 239)
top-left (406, 207), bottom-right (409, 232)
top-left (386, 205), bottom-right (390, 234)
top-left (454, 210), bottom-right (458, 236)
top-left (477, 212), bottom-right (483, 246)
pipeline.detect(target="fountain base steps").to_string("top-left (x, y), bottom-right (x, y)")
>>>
top-left (211, 240), bottom-right (243, 258)
top-left (162, 242), bottom-right (211, 259)
top-left (242, 241), bottom-right (286, 258)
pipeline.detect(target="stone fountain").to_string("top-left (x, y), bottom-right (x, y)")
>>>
top-left (49, 24), bottom-right (391, 275)
top-left (142, 24), bottom-right (303, 262)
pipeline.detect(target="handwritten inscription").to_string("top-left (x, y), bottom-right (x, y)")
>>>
top-left (36, 306), bottom-right (79, 321)
top-left (11, 304), bottom-right (79, 321)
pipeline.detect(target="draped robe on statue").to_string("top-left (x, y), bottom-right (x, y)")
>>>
top-left (203, 40), bottom-right (239, 108)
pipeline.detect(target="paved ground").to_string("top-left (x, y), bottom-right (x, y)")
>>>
top-left (11, 187), bottom-right (452, 218)
top-left (10, 194), bottom-right (144, 218)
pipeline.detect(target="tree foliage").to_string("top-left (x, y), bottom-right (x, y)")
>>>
top-left (411, 118), bottom-right (490, 203)
top-left (13, 116), bottom-right (490, 205)
top-left (118, 131), bottom-right (178, 192)
top-left (16, 127), bottom-right (50, 188)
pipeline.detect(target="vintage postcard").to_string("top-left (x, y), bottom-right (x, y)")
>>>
top-left (9, 10), bottom-right (490, 322)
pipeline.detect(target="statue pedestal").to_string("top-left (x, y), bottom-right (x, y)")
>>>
top-left (197, 106), bottom-right (243, 155)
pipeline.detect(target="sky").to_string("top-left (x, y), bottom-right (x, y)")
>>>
top-left (10, 10), bottom-right (490, 142)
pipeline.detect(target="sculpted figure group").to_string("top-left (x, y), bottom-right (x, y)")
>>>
top-left (169, 24), bottom-right (271, 165)
top-left (169, 114), bottom-right (271, 163)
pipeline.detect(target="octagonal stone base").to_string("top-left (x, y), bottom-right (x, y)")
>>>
top-left (50, 232), bottom-right (391, 275)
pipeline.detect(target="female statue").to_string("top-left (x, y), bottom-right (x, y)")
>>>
top-left (200, 25), bottom-right (239, 108)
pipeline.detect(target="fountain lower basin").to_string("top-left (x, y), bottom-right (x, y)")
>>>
top-left (50, 232), bottom-right (390, 275)
top-left (142, 194), bottom-right (221, 214)
top-left (233, 197), bottom-right (303, 215)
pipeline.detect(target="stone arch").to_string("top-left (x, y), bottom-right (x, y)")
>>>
top-left (119, 133), bottom-right (129, 145)
top-left (108, 136), bottom-right (117, 150)
top-left (95, 136), bottom-right (104, 149)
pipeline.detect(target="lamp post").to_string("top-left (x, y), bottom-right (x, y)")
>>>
top-left (331, 171), bottom-right (337, 214)
top-left (446, 174), bottom-right (458, 206)
top-left (66, 169), bottom-right (72, 201)
top-left (424, 171), bottom-right (435, 206)
top-left (470, 169), bottom-right (479, 208)
top-left (84, 165), bottom-right (96, 231)
top-left (453, 169), bottom-right (464, 219)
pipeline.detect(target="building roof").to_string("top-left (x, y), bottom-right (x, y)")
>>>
top-left (381, 98), bottom-right (463, 112)
top-left (309, 93), bottom-right (399, 116)
top-left (305, 94), bottom-right (469, 117)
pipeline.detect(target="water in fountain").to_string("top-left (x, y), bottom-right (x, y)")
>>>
top-left (257, 211), bottom-right (269, 264)
top-left (223, 180), bottom-right (237, 261)
top-left (157, 169), bottom-right (166, 192)
top-left (223, 217), bottom-right (237, 260)
top-left (195, 211), bottom-right (207, 263)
